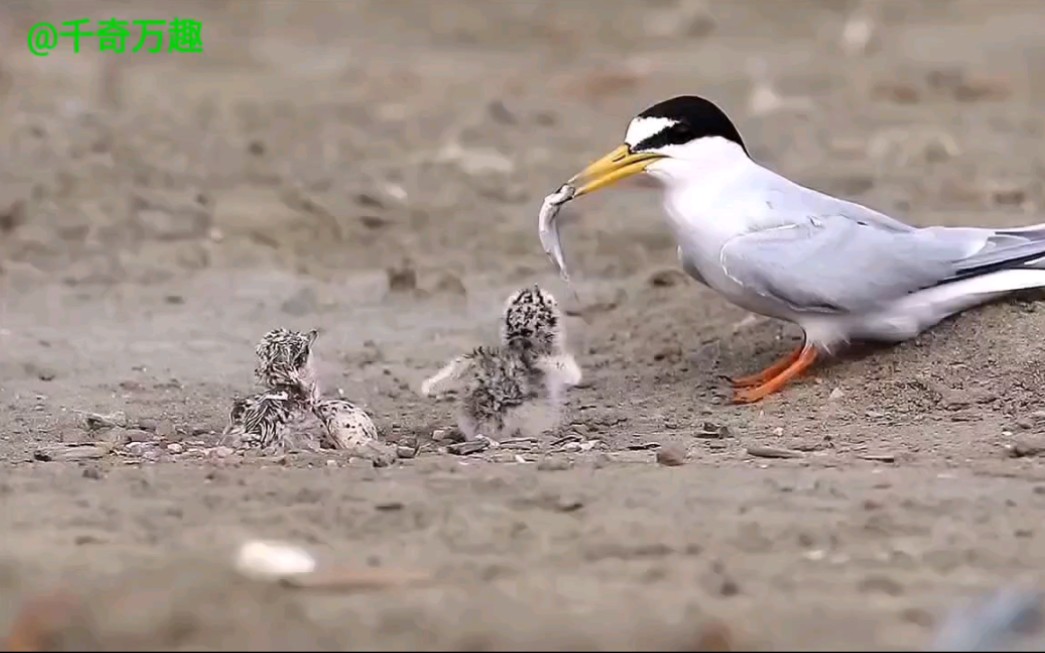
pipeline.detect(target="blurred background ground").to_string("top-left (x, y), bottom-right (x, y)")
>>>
top-left (1, 0), bottom-right (1044, 649)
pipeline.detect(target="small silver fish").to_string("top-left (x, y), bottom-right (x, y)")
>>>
top-left (538, 183), bottom-right (577, 287)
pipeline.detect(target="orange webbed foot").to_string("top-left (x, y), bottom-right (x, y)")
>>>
top-left (728, 345), bottom-right (805, 388)
top-left (731, 346), bottom-right (819, 404)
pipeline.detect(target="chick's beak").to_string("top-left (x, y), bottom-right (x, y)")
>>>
top-left (568, 144), bottom-right (663, 197)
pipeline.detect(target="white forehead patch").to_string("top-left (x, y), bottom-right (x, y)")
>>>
top-left (624, 116), bottom-right (676, 148)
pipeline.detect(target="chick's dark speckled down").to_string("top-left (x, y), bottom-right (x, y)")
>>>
top-left (224, 389), bottom-right (298, 449)
top-left (501, 284), bottom-right (564, 358)
top-left (459, 344), bottom-right (544, 435)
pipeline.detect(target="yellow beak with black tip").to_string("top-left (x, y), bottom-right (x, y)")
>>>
top-left (568, 144), bottom-right (664, 197)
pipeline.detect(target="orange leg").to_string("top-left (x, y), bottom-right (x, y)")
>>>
top-left (732, 345), bottom-right (819, 404)
top-left (729, 344), bottom-right (805, 388)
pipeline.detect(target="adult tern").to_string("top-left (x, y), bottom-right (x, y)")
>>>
top-left (560, 95), bottom-right (1045, 403)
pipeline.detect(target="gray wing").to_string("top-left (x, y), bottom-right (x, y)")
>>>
top-left (764, 184), bottom-right (918, 234)
top-left (719, 216), bottom-right (989, 314)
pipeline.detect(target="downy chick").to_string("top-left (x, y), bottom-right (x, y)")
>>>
top-left (254, 327), bottom-right (321, 405)
top-left (420, 285), bottom-right (582, 441)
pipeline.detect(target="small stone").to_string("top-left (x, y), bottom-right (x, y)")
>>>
top-left (212, 446), bottom-right (235, 458)
top-left (627, 442), bottom-right (660, 451)
top-left (656, 444), bottom-right (687, 466)
top-left (141, 449), bottom-right (161, 462)
top-left (747, 446), bottom-right (803, 459)
top-left (700, 566), bottom-right (740, 597)
top-left (166, 442), bottom-right (184, 454)
top-left (940, 390), bottom-right (970, 409)
top-left (555, 495), bottom-right (585, 512)
top-left (431, 428), bottom-right (450, 441)
top-left (857, 453), bottom-right (896, 463)
top-left (343, 440), bottom-right (396, 467)
top-left (719, 578), bottom-right (740, 597)
top-left (82, 411), bottom-right (127, 431)
top-left (97, 428), bottom-right (131, 447)
top-left (154, 421), bottom-right (177, 439)
top-left (858, 575), bottom-right (904, 596)
top-left (24, 363), bottom-right (57, 381)
top-left (447, 440), bottom-right (488, 456)
top-left (1009, 438), bottom-right (1045, 458)
top-left (325, 459), bottom-right (338, 468)
top-left (122, 429), bottom-right (153, 443)
top-left (34, 443), bottom-right (112, 462)
top-left (695, 422), bottom-right (730, 438)
top-left (537, 456), bottom-right (573, 471)
top-left (828, 387), bottom-right (845, 401)
top-left (386, 264), bottom-right (417, 293)
top-left (900, 607), bottom-right (934, 627)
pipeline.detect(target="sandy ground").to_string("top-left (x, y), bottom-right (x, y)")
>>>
top-left (2, 0), bottom-right (1045, 649)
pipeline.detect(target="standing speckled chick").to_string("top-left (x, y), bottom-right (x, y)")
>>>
top-left (421, 285), bottom-right (582, 442)
top-left (501, 284), bottom-right (582, 388)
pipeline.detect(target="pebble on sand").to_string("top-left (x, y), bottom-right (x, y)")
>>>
top-left (234, 540), bottom-right (317, 581)
top-left (656, 444), bottom-right (688, 466)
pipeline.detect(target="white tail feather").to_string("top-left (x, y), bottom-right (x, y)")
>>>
top-left (898, 268), bottom-right (1045, 317)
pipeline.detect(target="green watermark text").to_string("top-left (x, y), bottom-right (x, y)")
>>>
top-left (28, 18), bottom-right (203, 56)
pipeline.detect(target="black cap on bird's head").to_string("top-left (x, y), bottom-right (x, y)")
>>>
top-left (567, 95), bottom-right (746, 197)
top-left (629, 95), bottom-right (746, 154)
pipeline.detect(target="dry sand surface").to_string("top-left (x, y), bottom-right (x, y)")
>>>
top-left (2, 0), bottom-right (1045, 649)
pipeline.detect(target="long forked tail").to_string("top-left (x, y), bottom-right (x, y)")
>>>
top-left (891, 224), bottom-right (1045, 326)
top-left (996, 221), bottom-right (1045, 237)
top-left (909, 268), bottom-right (1045, 322)
top-left (951, 224), bottom-right (1045, 280)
